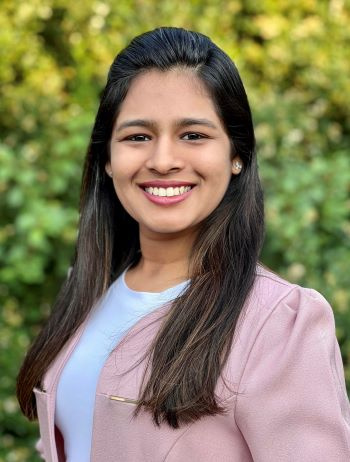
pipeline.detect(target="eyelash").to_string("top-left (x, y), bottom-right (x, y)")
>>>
top-left (125, 134), bottom-right (151, 142)
top-left (182, 132), bottom-right (208, 141)
top-left (123, 132), bottom-right (208, 142)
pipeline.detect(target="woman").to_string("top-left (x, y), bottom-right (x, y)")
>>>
top-left (17, 27), bottom-right (350, 461)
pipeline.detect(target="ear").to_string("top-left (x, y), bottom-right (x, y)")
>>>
top-left (231, 156), bottom-right (243, 175)
top-left (105, 162), bottom-right (113, 178)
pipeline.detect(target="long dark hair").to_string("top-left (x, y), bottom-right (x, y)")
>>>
top-left (17, 27), bottom-right (264, 428)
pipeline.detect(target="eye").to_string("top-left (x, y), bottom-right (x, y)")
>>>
top-left (182, 132), bottom-right (208, 141)
top-left (124, 134), bottom-right (151, 142)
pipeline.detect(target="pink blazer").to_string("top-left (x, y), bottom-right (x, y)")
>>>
top-left (34, 267), bottom-right (350, 461)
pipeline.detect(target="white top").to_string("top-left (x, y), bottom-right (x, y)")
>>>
top-left (55, 269), bottom-right (189, 461)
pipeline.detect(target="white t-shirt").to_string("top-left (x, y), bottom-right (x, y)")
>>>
top-left (55, 269), bottom-right (189, 461)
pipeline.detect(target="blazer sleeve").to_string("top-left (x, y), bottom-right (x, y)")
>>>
top-left (235, 286), bottom-right (350, 461)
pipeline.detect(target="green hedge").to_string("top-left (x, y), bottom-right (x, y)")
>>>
top-left (1, 1), bottom-right (349, 459)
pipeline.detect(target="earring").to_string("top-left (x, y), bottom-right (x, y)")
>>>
top-left (233, 161), bottom-right (242, 171)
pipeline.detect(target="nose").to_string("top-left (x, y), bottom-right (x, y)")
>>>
top-left (145, 137), bottom-right (185, 174)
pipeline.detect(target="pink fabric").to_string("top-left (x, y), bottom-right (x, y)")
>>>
top-left (34, 268), bottom-right (350, 461)
top-left (35, 437), bottom-right (45, 460)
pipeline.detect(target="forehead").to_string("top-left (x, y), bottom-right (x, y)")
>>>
top-left (116, 69), bottom-right (221, 123)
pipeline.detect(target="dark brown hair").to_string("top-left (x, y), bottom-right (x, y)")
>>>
top-left (17, 27), bottom-right (264, 428)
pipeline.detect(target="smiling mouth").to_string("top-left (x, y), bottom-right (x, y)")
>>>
top-left (143, 185), bottom-right (193, 197)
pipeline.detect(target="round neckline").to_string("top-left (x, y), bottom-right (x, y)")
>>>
top-left (121, 268), bottom-right (190, 297)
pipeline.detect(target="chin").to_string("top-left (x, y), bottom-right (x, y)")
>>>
top-left (143, 221), bottom-right (195, 235)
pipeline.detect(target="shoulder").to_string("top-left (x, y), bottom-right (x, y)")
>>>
top-left (226, 264), bottom-right (336, 380)
top-left (248, 263), bottom-right (333, 321)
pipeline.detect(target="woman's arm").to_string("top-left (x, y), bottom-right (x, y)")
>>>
top-left (235, 287), bottom-right (350, 461)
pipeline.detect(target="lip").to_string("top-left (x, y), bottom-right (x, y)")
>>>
top-left (138, 180), bottom-right (195, 188)
top-left (140, 185), bottom-right (195, 206)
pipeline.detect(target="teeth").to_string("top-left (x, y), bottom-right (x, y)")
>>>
top-left (144, 186), bottom-right (192, 197)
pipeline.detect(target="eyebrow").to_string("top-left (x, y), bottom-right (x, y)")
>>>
top-left (115, 118), bottom-right (218, 132)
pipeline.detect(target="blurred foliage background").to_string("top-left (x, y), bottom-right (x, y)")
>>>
top-left (1, 0), bottom-right (349, 460)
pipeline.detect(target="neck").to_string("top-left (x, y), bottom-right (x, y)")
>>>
top-left (125, 227), bottom-right (197, 291)
top-left (140, 226), bottom-right (197, 275)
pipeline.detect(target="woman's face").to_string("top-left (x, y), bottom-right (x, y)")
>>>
top-left (106, 69), bottom-right (242, 238)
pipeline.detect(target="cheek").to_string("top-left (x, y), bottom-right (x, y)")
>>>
top-left (198, 141), bottom-right (232, 180)
top-left (110, 152), bottom-right (136, 183)
top-left (206, 164), bottom-right (232, 203)
top-left (200, 156), bottom-right (232, 185)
